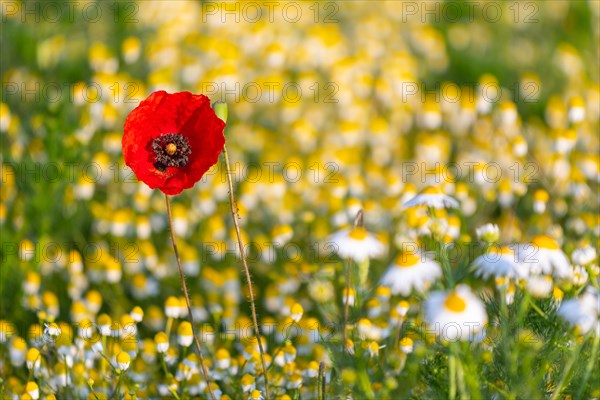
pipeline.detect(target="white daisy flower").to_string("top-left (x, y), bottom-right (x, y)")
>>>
top-left (26, 382), bottom-right (39, 400)
top-left (73, 178), bottom-right (95, 200)
top-left (568, 96), bottom-right (586, 123)
top-left (116, 352), bottom-right (131, 372)
top-left (475, 223), bottom-right (500, 243)
top-left (379, 251), bottom-right (442, 296)
top-left (572, 265), bottom-right (589, 286)
top-left (558, 287), bottom-right (599, 335)
top-left (396, 300), bottom-right (410, 317)
top-left (516, 235), bottom-right (571, 279)
top-left (526, 275), bottom-right (554, 298)
top-left (571, 245), bottom-right (597, 266)
top-left (403, 186), bottom-right (459, 209)
top-left (341, 287), bottom-right (356, 307)
top-left (241, 374), bottom-right (256, 392)
top-left (215, 349), bottom-right (231, 370)
top-left (357, 318), bottom-right (373, 340)
top-left (473, 246), bottom-right (528, 280)
top-left (503, 283), bottom-right (516, 305)
top-left (367, 341), bottom-right (381, 358)
top-left (533, 190), bottom-right (549, 214)
top-left (286, 373), bottom-right (303, 389)
top-left (327, 226), bottom-right (384, 262)
top-left (304, 361), bottom-right (320, 378)
top-left (424, 285), bottom-right (488, 342)
top-left (44, 323), bottom-right (61, 338)
top-left (399, 337), bottom-right (414, 353)
top-left (345, 338), bottom-right (355, 355)
top-left (249, 389), bottom-right (264, 400)
top-left (177, 322), bottom-right (194, 347)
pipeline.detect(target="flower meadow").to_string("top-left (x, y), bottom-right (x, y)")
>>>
top-left (1, 1), bottom-right (599, 399)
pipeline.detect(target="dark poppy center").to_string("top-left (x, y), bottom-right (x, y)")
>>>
top-left (151, 133), bottom-right (191, 172)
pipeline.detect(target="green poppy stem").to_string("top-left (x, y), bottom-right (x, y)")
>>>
top-left (165, 194), bottom-right (216, 400)
top-left (222, 143), bottom-right (271, 400)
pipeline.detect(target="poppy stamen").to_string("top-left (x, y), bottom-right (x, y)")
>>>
top-left (166, 143), bottom-right (177, 156)
top-left (152, 133), bottom-right (192, 170)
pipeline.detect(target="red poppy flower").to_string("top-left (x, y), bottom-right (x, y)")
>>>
top-left (122, 91), bottom-right (225, 195)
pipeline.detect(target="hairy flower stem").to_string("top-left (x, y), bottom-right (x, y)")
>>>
top-left (222, 143), bottom-right (271, 400)
top-left (165, 195), bottom-right (216, 400)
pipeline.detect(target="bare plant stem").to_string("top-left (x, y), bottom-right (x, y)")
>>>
top-left (165, 195), bottom-right (216, 400)
top-left (222, 143), bottom-right (271, 400)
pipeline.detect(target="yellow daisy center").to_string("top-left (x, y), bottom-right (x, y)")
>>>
top-left (533, 190), bottom-right (549, 202)
top-left (178, 322), bottom-right (193, 336)
top-left (116, 352), bottom-right (130, 364)
top-left (444, 293), bottom-right (466, 312)
top-left (398, 300), bottom-right (410, 310)
top-left (531, 235), bottom-right (559, 250)
top-left (349, 227), bottom-right (367, 240)
top-left (421, 186), bottom-right (442, 195)
top-left (216, 349), bottom-right (230, 360)
top-left (155, 332), bottom-right (168, 344)
top-left (26, 382), bottom-right (38, 393)
top-left (394, 253), bottom-right (420, 267)
top-left (490, 246), bottom-right (514, 256)
top-left (291, 303), bottom-right (304, 315)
